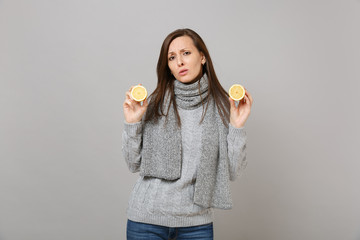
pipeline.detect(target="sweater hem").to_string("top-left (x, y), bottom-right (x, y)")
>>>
top-left (127, 208), bottom-right (214, 228)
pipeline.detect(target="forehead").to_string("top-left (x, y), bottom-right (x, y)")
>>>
top-left (168, 36), bottom-right (196, 53)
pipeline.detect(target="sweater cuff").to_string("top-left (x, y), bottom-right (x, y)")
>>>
top-left (228, 124), bottom-right (247, 139)
top-left (124, 121), bottom-right (142, 137)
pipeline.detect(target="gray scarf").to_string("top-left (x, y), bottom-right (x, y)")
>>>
top-left (140, 74), bottom-right (233, 209)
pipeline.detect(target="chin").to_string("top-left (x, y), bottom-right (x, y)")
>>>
top-left (177, 75), bottom-right (197, 84)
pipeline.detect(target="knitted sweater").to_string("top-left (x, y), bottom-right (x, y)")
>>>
top-left (122, 104), bottom-right (247, 227)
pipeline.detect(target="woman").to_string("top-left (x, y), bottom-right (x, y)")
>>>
top-left (122, 28), bottom-right (253, 240)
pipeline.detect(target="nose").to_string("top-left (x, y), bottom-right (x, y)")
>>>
top-left (177, 56), bottom-right (184, 67)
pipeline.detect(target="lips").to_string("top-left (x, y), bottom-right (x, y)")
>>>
top-left (179, 69), bottom-right (188, 76)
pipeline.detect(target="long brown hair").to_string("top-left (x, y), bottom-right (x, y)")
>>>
top-left (145, 28), bottom-right (230, 126)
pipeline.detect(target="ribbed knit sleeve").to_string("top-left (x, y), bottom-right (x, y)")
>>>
top-left (122, 121), bottom-right (143, 173)
top-left (227, 124), bottom-right (248, 181)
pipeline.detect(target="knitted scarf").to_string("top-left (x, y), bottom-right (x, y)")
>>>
top-left (140, 74), bottom-right (233, 209)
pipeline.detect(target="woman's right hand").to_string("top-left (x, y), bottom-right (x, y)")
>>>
top-left (123, 85), bottom-right (149, 124)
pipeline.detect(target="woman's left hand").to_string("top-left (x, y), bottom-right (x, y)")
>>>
top-left (229, 88), bottom-right (253, 128)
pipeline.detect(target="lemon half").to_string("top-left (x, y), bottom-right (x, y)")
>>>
top-left (131, 85), bottom-right (147, 102)
top-left (229, 84), bottom-right (245, 101)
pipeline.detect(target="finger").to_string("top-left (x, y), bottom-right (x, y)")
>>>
top-left (124, 99), bottom-right (135, 109)
top-left (126, 85), bottom-right (134, 99)
top-left (245, 93), bottom-right (252, 106)
top-left (247, 95), bottom-right (252, 106)
top-left (238, 96), bottom-right (246, 106)
top-left (229, 97), bottom-right (236, 110)
top-left (123, 102), bottom-right (133, 112)
top-left (245, 90), bottom-right (253, 105)
top-left (244, 95), bottom-right (253, 109)
top-left (126, 91), bottom-right (134, 101)
top-left (143, 97), bottom-right (149, 107)
top-left (243, 95), bottom-right (249, 105)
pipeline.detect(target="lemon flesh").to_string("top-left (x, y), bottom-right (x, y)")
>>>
top-left (229, 84), bottom-right (245, 101)
top-left (131, 85), bottom-right (147, 102)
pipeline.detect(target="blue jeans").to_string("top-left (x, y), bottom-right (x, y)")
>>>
top-left (126, 219), bottom-right (214, 240)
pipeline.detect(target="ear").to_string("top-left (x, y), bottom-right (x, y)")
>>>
top-left (201, 53), bottom-right (206, 65)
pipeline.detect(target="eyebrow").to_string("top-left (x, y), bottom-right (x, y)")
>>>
top-left (168, 48), bottom-right (190, 55)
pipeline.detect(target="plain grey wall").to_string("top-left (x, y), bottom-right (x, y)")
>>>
top-left (1, 0), bottom-right (359, 239)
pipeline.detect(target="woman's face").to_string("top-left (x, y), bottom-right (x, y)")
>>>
top-left (168, 36), bottom-right (206, 84)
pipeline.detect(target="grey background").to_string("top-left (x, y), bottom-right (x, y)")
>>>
top-left (1, 0), bottom-right (359, 239)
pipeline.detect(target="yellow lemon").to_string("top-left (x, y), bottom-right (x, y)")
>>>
top-left (229, 84), bottom-right (245, 101)
top-left (131, 85), bottom-right (147, 102)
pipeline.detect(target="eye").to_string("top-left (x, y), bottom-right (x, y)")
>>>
top-left (184, 51), bottom-right (191, 55)
top-left (168, 56), bottom-right (175, 61)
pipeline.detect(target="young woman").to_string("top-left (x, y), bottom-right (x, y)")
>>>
top-left (122, 28), bottom-right (253, 240)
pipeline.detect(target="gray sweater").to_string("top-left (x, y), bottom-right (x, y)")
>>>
top-left (122, 105), bottom-right (247, 227)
